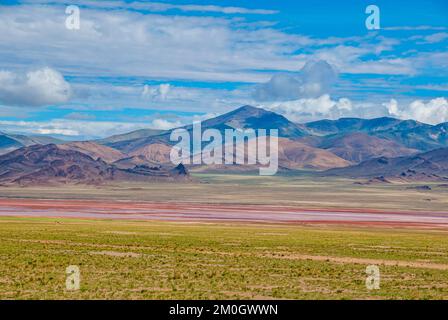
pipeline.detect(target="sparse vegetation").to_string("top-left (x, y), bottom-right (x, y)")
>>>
top-left (1, 174), bottom-right (448, 299)
top-left (1, 173), bottom-right (448, 212)
top-left (0, 217), bottom-right (448, 299)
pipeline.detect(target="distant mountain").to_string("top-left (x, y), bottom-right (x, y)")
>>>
top-left (200, 105), bottom-right (307, 138)
top-left (104, 106), bottom-right (329, 172)
top-left (373, 122), bottom-right (448, 151)
top-left (325, 147), bottom-right (448, 180)
top-left (0, 132), bottom-right (63, 154)
top-left (91, 106), bottom-right (448, 175)
top-left (276, 138), bottom-right (351, 170)
top-left (0, 134), bottom-right (22, 153)
top-left (107, 105), bottom-right (308, 154)
top-left (2, 106), bottom-right (448, 182)
top-left (0, 144), bottom-right (189, 186)
top-left (9, 134), bottom-right (63, 146)
top-left (96, 128), bottom-right (165, 145)
top-left (303, 117), bottom-right (447, 152)
top-left (128, 143), bottom-right (172, 163)
top-left (311, 132), bottom-right (419, 163)
top-left (303, 117), bottom-right (427, 136)
top-left (190, 137), bottom-right (351, 173)
top-left (59, 141), bottom-right (126, 163)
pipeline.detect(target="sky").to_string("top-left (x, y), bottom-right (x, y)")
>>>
top-left (0, 0), bottom-right (447, 139)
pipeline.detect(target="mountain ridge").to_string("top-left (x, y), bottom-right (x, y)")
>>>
top-left (2, 105), bottom-right (448, 183)
top-left (0, 144), bottom-right (190, 186)
top-left (324, 147), bottom-right (448, 180)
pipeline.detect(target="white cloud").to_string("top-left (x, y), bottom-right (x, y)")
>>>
top-left (149, 118), bottom-right (182, 130)
top-left (254, 60), bottom-right (338, 101)
top-left (410, 32), bottom-right (448, 44)
top-left (265, 95), bottom-right (448, 125)
top-left (0, 118), bottom-right (182, 139)
top-left (0, 67), bottom-right (71, 107)
top-left (423, 32), bottom-right (448, 43)
top-left (0, 1), bottom-right (445, 120)
top-left (309, 41), bottom-right (416, 75)
top-left (260, 93), bottom-right (422, 123)
top-left (0, 2), bottom-right (421, 89)
top-left (142, 84), bottom-right (171, 101)
top-left (22, 0), bottom-right (278, 15)
top-left (263, 95), bottom-right (357, 123)
top-left (383, 26), bottom-right (447, 31)
top-left (0, 4), bottom-right (307, 83)
top-left (0, 115), bottom-right (193, 139)
top-left (36, 128), bottom-right (79, 136)
top-left (385, 97), bottom-right (448, 124)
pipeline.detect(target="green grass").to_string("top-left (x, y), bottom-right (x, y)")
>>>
top-left (1, 217), bottom-right (448, 299)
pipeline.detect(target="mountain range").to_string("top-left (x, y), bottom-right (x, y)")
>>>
top-left (325, 148), bottom-right (448, 181)
top-left (1, 105), bottom-right (448, 185)
top-left (0, 131), bottom-right (62, 155)
top-left (0, 144), bottom-right (189, 186)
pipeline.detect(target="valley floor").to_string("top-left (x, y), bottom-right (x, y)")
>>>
top-left (0, 173), bottom-right (447, 212)
top-left (0, 174), bottom-right (447, 299)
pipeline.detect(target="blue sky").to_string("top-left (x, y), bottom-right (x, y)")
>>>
top-left (0, 0), bottom-right (447, 139)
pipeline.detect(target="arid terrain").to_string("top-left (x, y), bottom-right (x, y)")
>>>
top-left (1, 194), bottom-right (448, 228)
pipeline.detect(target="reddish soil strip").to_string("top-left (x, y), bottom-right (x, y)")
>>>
top-left (263, 254), bottom-right (448, 270)
top-left (0, 198), bottom-right (448, 228)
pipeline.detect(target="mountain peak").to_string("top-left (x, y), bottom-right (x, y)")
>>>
top-left (224, 105), bottom-right (270, 118)
top-left (200, 105), bottom-right (307, 138)
top-left (234, 105), bottom-right (259, 112)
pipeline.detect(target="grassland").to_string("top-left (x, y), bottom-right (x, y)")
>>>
top-left (0, 217), bottom-right (448, 299)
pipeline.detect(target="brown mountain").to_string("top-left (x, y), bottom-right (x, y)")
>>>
top-left (276, 138), bottom-right (351, 170)
top-left (113, 155), bottom-right (160, 169)
top-left (106, 105), bottom-right (308, 154)
top-left (96, 128), bottom-right (165, 146)
top-left (190, 137), bottom-right (351, 172)
top-left (314, 132), bottom-right (419, 163)
top-left (59, 141), bottom-right (125, 163)
top-left (325, 147), bottom-right (448, 180)
top-left (4, 106), bottom-right (448, 180)
top-left (0, 144), bottom-right (189, 186)
top-left (99, 106), bottom-right (348, 172)
top-left (129, 143), bottom-right (172, 163)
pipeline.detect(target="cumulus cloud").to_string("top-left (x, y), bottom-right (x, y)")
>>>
top-left (385, 97), bottom-right (448, 124)
top-left (263, 95), bottom-right (356, 123)
top-left (265, 95), bottom-right (448, 124)
top-left (0, 3), bottom-right (419, 89)
top-left (0, 67), bottom-right (71, 107)
top-left (254, 60), bottom-right (337, 101)
top-left (149, 118), bottom-right (182, 130)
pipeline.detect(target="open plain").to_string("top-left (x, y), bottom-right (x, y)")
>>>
top-left (0, 174), bottom-right (448, 299)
